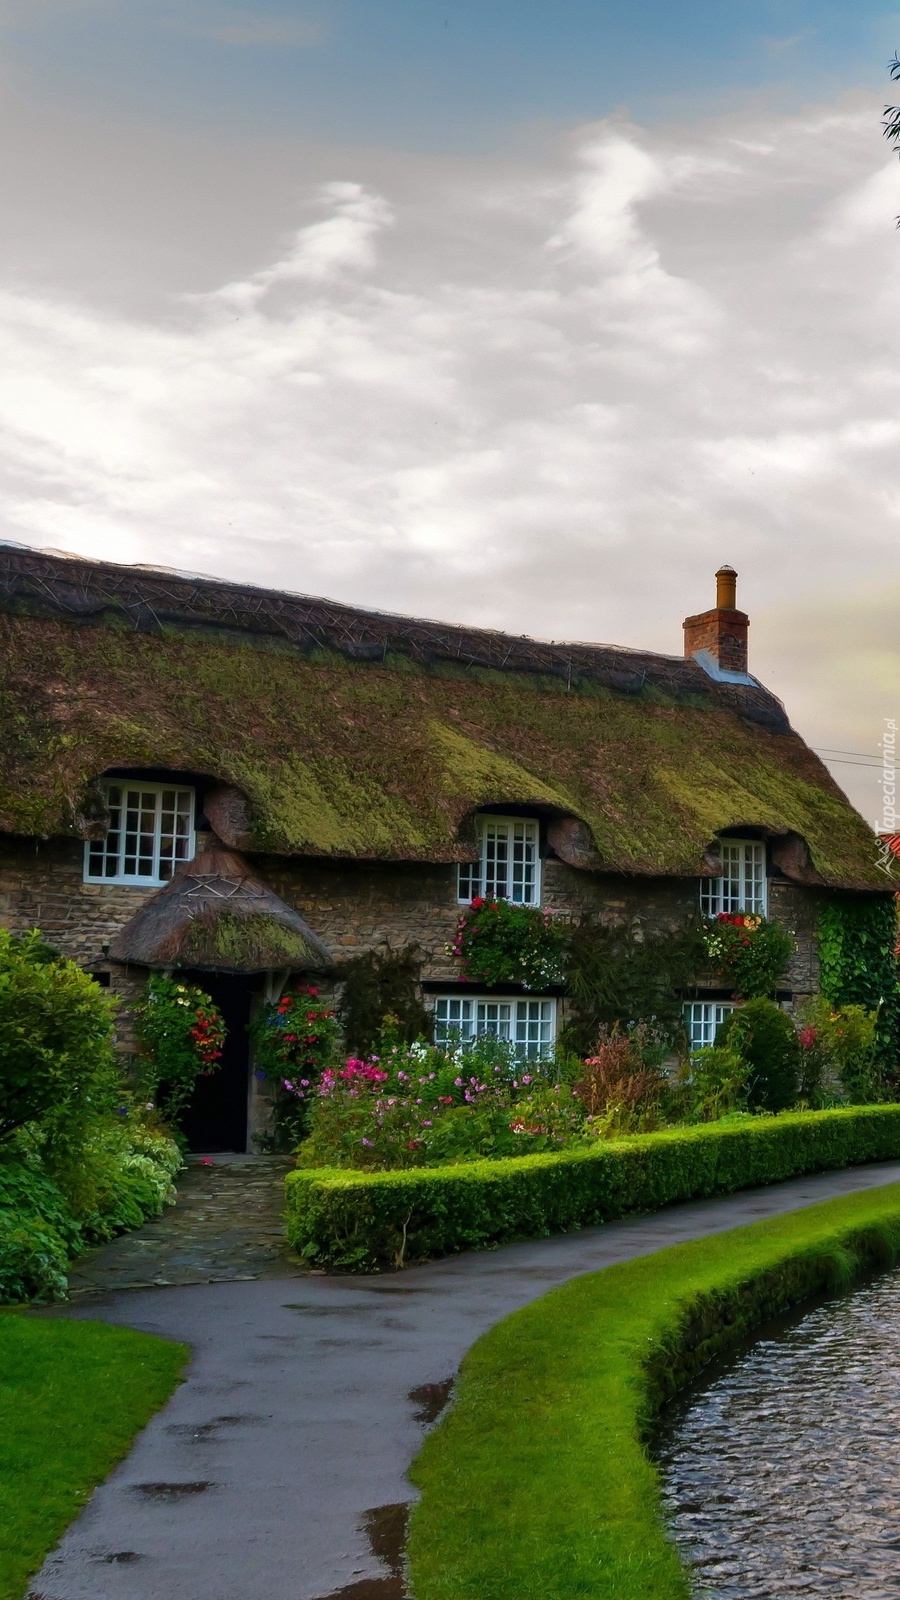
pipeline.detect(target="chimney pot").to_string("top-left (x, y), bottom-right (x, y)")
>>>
top-left (715, 564), bottom-right (737, 609)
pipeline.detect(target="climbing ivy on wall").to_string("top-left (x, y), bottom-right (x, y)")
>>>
top-left (561, 916), bottom-right (708, 1057)
top-left (819, 895), bottom-right (900, 1068)
top-left (339, 944), bottom-right (433, 1059)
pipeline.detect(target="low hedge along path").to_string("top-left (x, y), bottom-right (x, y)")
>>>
top-left (285, 1104), bottom-right (900, 1269)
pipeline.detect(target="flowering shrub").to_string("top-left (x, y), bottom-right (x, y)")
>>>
top-left (134, 975), bottom-right (226, 1127)
top-left (701, 913), bottom-right (794, 999)
top-left (249, 986), bottom-right (339, 1146)
top-left (573, 1024), bottom-right (670, 1133)
top-left (795, 997), bottom-right (880, 1104)
top-left (453, 898), bottom-right (566, 989)
top-left (298, 1033), bottom-right (582, 1170)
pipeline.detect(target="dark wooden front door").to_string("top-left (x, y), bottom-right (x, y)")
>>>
top-left (178, 972), bottom-right (256, 1152)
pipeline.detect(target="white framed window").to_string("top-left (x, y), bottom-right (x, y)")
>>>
top-left (432, 995), bottom-right (556, 1060)
top-left (700, 838), bottom-right (767, 916)
top-left (684, 1000), bottom-right (735, 1052)
top-left (84, 783), bottom-right (195, 885)
top-left (458, 816), bottom-right (541, 906)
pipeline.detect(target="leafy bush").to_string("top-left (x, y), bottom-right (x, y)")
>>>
top-left (454, 898), bottom-right (566, 989)
top-left (819, 895), bottom-right (900, 1068)
top-left (0, 929), bottom-right (119, 1141)
top-left (797, 997), bottom-right (880, 1104)
top-left (285, 1105), bottom-right (900, 1270)
top-left (0, 1154), bottom-right (80, 1303)
top-left (0, 1215), bottom-right (69, 1304)
top-left (717, 999), bottom-right (799, 1112)
top-left (134, 975), bottom-right (226, 1127)
top-left (701, 913), bottom-right (794, 999)
top-left (680, 1044), bottom-right (749, 1122)
top-left (339, 946), bottom-right (432, 1057)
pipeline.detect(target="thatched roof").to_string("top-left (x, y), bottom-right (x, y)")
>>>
top-left (108, 836), bottom-right (334, 973)
top-left (0, 542), bottom-right (888, 891)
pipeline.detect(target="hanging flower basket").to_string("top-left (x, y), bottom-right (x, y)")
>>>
top-left (134, 975), bottom-right (226, 1127)
top-left (701, 913), bottom-right (794, 999)
top-left (453, 898), bottom-right (566, 990)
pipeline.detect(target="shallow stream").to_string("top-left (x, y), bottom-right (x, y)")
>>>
top-left (655, 1268), bottom-right (900, 1598)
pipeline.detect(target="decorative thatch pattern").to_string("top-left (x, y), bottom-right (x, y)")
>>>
top-left (0, 543), bottom-right (888, 890)
top-left (108, 837), bottom-right (334, 973)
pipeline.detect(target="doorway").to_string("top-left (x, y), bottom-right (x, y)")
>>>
top-left (177, 971), bottom-right (256, 1152)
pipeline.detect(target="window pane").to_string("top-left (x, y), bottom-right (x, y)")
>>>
top-left (685, 1001), bottom-right (735, 1051)
top-left (84, 783), bottom-right (194, 883)
top-left (700, 839), bottom-right (766, 917)
top-left (483, 821), bottom-right (509, 900)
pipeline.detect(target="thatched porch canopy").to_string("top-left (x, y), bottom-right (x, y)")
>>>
top-left (108, 837), bottom-right (334, 974)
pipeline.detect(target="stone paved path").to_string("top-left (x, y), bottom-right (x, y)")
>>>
top-left (32, 1159), bottom-right (900, 1600)
top-left (67, 1156), bottom-right (305, 1296)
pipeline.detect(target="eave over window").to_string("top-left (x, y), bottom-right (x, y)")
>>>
top-left (457, 815), bottom-right (541, 907)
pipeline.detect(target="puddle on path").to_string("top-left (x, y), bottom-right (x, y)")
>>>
top-left (132, 1481), bottom-right (216, 1500)
top-left (408, 1378), bottom-right (453, 1425)
top-left (312, 1504), bottom-right (410, 1600)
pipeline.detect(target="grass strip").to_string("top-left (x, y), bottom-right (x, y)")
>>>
top-left (286, 1104), bottom-right (900, 1268)
top-left (0, 1316), bottom-right (187, 1600)
top-left (408, 1182), bottom-right (900, 1600)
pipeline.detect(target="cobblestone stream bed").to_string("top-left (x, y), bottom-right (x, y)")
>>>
top-left (656, 1267), bottom-right (900, 1598)
top-left (67, 1156), bottom-right (306, 1295)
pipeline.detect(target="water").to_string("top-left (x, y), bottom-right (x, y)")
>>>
top-left (655, 1269), bottom-right (900, 1598)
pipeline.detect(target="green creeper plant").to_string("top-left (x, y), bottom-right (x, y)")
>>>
top-left (818, 895), bottom-right (900, 1069)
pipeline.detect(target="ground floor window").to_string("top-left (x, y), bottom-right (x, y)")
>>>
top-left (432, 995), bottom-right (556, 1060)
top-left (684, 1000), bottom-right (735, 1052)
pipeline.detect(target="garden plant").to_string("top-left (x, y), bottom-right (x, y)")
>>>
top-left (0, 931), bottom-right (183, 1303)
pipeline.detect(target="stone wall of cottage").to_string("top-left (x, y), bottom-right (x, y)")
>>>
top-left (0, 834), bottom-right (821, 1001)
top-left (0, 833), bottom-right (825, 1148)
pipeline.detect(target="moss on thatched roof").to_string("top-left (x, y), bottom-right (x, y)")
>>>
top-left (108, 838), bottom-right (334, 972)
top-left (0, 544), bottom-right (886, 890)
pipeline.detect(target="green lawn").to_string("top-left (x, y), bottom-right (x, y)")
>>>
top-left (0, 1316), bottom-right (187, 1600)
top-left (408, 1183), bottom-right (900, 1600)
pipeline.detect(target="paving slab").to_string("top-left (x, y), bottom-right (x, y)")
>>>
top-left (30, 1158), bottom-right (900, 1600)
top-left (67, 1155), bottom-right (305, 1295)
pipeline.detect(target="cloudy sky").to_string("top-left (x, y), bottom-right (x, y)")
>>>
top-left (2, 1), bottom-right (899, 821)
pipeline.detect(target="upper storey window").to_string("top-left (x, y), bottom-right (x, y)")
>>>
top-left (700, 837), bottom-right (766, 917)
top-left (84, 783), bottom-right (195, 886)
top-left (457, 816), bottom-right (541, 907)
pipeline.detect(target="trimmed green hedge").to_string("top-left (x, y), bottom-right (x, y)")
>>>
top-left (407, 1184), bottom-right (900, 1600)
top-left (285, 1105), bottom-right (900, 1269)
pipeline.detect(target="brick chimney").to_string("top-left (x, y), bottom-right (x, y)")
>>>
top-left (683, 565), bottom-right (749, 676)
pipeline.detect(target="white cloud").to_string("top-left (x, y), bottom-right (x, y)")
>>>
top-left (0, 90), bottom-right (899, 818)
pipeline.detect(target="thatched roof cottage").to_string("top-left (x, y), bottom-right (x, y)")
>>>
top-left (0, 542), bottom-right (888, 1149)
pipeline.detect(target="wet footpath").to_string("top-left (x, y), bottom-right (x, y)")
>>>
top-left (30, 1156), bottom-right (900, 1600)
